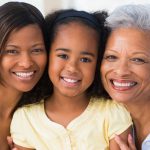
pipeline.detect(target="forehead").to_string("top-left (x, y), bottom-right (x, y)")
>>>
top-left (50, 22), bottom-right (99, 56)
top-left (57, 21), bottom-right (98, 35)
top-left (106, 27), bottom-right (150, 51)
top-left (53, 22), bottom-right (99, 45)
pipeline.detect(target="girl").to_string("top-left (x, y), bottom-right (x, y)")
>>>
top-left (0, 2), bottom-right (49, 149)
top-left (11, 9), bottom-right (132, 150)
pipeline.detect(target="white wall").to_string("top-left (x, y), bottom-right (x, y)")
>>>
top-left (0, 0), bottom-right (150, 16)
top-left (72, 0), bottom-right (150, 12)
top-left (0, 0), bottom-right (45, 15)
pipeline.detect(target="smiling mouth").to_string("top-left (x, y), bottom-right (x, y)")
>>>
top-left (13, 71), bottom-right (35, 79)
top-left (110, 79), bottom-right (137, 90)
top-left (61, 77), bottom-right (81, 87)
top-left (63, 77), bottom-right (79, 83)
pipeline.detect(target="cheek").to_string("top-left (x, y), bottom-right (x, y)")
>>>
top-left (84, 63), bottom-right (96, 82)
top-left (0, 59), bottom-right (11, 73)
top-left (36, 55), bottom-right (47, 71)
top-left (140, 72), bottom-right (150, 82)
top-left (100, 62), bottom-right (107, 77)
top-left (101, 61), bottom-right (114, 75)
top-left (48, 58), bottom-right (61, 79)
top-left (0, 56), bottom-right (13, 65)
top-left (100, 62), bottom-right (111, 84)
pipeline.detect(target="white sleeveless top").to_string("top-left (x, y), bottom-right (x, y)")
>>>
top-left (142, 134), bottom-right (150, 150)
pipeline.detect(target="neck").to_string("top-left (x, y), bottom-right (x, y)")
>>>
top-left (45, 92), bottom-right (90, 127)
top-left (0, 85), bottom-right (22, 118)
top-left (125, 99), bottom-right (150, 146)
top-left (46, 92), bottom-right (90, 113)
top-left (125, 100), bottom-right (150, 125)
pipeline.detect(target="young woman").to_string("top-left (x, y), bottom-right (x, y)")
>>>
top-left (0, 2), bottom-right (49, 149)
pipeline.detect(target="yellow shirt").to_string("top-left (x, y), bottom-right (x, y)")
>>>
top-left (11, 98), bottom-right (132, 150)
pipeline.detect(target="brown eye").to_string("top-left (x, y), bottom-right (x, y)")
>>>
top-left (31, 48), bottom-right (45, 54)
top-left (130, 58), bottom-right (148, 65)
top-left (4, 49), bottom-right (18, 55)
top-left (57, 54), bottom-right (68, 60)
top-left (80, 57), bottom-right (91, 62)
top-left (104, 55), bottom-right (117, 62)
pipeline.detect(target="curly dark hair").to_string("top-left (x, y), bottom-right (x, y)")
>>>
top-left (17, 8), bottom-right (110, 108)
top-left (45, 9), bottom-right (109, 98)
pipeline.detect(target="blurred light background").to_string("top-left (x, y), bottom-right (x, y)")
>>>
top-left (0, 0), bottom-right (150, 16)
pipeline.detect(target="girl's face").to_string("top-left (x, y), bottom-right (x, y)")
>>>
top-left (49, 22), bottom-right (99, 98)
top-left (0, 24), bottom-right (47, 92)
top-left (101, 28), bottom-right (150, 104)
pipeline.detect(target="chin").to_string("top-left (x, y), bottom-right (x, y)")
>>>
top-left (18, 86), bottom-right (35, 92)
top-left (112, 96), bottom-right (130, 104)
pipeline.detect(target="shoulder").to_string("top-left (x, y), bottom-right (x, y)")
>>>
top-left (91, 97), bottom-right (132, 121)
top-left (91, 97), bottom-right (125, 110)
top-left (13, 100), bottom-right (44, 118)
top-left (90, 98), bottom-right (132, 140)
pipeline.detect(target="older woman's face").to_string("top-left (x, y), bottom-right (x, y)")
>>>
top-left (101, 28), bottom-right (150, 104)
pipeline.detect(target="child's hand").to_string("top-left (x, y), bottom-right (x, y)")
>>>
top-left (7, 136), bottom-right (18, 150)
top-left (115, 134), bottom-right (137, 150)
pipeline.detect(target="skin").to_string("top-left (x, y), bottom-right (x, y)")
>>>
top-left (101, 27), bottom-right (150, 149)
top-left (47, 22), bottom-right (98, 128)
top-left (115, 134), bottom-right (136, 150)
top-left (14, 22), bottom-right (131, 150)
top-left (0, 24), bottom-right (47, 150)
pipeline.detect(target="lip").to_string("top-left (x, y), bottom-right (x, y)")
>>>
top-left (12, 71), bottom-right (36, 81)
top-left (60, 76), bottom-right (81, 87)
top-left (110, 79), bottom-right (137, 91)
top-left (61, 75), bottom-right (81, 80)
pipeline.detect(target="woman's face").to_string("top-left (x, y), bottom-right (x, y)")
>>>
top-left (101, 28), bottom-right (150, 104)
top-left (0, 24), bottom-right (47, 92)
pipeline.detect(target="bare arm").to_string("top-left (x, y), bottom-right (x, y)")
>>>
top-left (7, 136), bottom-right (34, 150)
top-left (109, 127), bottom-right (134, 150)
top-left (114, 133), bottom-right (137, 150)
top-left (14, 144), bottom-right (35, 150)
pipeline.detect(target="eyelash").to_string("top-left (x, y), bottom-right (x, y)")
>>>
top-left (57, 54), bottom-right (92, 63)
top-left (57, 54), bottom-right (68, 59)
top-left (130, 58), bottom-right (148, 64)
top-left (3, 48), bottom-right (44, 55)
top-left (104, 54), bottom-right (148, 65)
top-left (80, 57), bottom-right (91, 62)
top-left (4, 50), bottom-right (18, 54)
top-left (104, 55), bottom-right (117, 62)
top-left (31, 48), bottom-right (45, 54)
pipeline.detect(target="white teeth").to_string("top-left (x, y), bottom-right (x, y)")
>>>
top-left (63, 78), bottom-right (78, 83)
top-left (113, 81), bottom-right (135, 87)
top-left (15, 72), bottom-right (34, 78)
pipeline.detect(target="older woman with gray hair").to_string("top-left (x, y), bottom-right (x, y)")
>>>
top-left (101, 4), bottom-right (150, 150)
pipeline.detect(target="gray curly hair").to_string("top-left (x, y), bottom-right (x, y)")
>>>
top-left (106, 4), bottom-right (150, 31)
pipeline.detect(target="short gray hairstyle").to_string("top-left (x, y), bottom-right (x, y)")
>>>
top-left (106, 4), bottom-right (150, 30)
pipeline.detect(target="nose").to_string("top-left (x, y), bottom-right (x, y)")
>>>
top-left (114, 59), bottom-right (131, 77)
top-left (65, 59), bottom-right (78, 73)
top-left (18, 53), bottom-right (34, 68)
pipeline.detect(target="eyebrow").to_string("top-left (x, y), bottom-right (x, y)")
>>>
top-left (80, 51), bottom-right (95, 57)
top-left (6, 45), bottom-right (18, 48)
top-left (56, 48), bottom-right (69, 52)
top-left (56, 48), bottom-right (96, 57)
top-left (106, 49), bottom-right (150, 55)
top-left (131, 51), bottom-right (150, 56)
top-left (105, 49), bottom-right (118, 53)
top-left (6, 43), bottom-right (44, 48)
